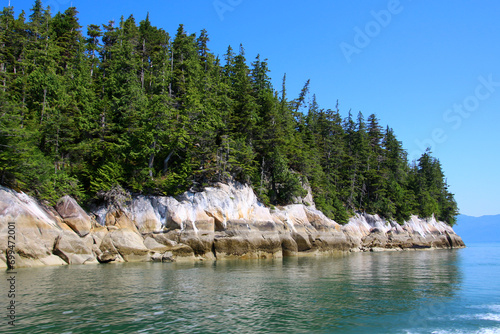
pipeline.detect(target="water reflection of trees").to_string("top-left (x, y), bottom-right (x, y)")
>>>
top-left (11, 250), bottom-right (463, 333)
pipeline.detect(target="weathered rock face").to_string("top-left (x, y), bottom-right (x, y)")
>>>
top-left (54, 232), bottom-right (96, 265)
top-left (343, 213), bottom-right (466, 251)
top-left (99, 228), bottom-right (150, 262)
top-left (55, 196), bottom-right (92, 237)
top-left (213, 219), bottom-right (283, 259)
top-left (0, 183), bottom-right (465, 268)
top-left (0, 187), bottom-right (66, 268)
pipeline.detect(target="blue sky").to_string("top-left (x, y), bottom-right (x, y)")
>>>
top-left (7, 0), bottom-right (500, 217)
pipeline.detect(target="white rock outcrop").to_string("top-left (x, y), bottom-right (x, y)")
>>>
top-left (0, 183), bottom-right (465, 268)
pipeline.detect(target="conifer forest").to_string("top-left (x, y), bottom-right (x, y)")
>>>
top-left (0, 2), bottom-right (459, 225)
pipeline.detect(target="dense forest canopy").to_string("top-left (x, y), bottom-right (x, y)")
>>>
top-left (0, 2), bottom-right (459, 225)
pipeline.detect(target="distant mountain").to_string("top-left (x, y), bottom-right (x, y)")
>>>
top-left (453, 214), bottom-right (500, 243)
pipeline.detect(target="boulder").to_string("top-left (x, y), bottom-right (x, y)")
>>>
top-left (14, 254), bottom-right (67, 267)
top-left (149, 232), bottom-right (179, 247)
top-left (178, 212), bottom-right (215, 259)
top-left (303, 207), bottom-right (350, 252)
top-left (361, 229), bottom-right (388, 249)
top-left (105, 209), bottom-right (140, 233)
top-left (90, 226), bottom-right (109, 248)
top-left (143, 236), bottom-right (170, 253)
top-left (162, 244), bottom-right (196, 262)
top-left (151, 252), bottom-right (163, 262)
top-left (129, 196), bottom-right (162, 233)
top-left (53, 231), bottom-right (97, 265)
top-left (97, 233), bottom-right (121, 263)
top-left (446, 231), bottom-right (466, 248)
top-left (213, 219), bottom-right (282, 259)
top-left (0, 187), bottom-right (70, 267)
top-left (100, 228), bottom-right (150, 262)
top-left (162, 197), bottom-right (187, 230)
top-left (280, 235), bottom-right (299, 256)
top-left (386, 229), bottom-right (413, 249)
top-left (55, 196), bottom-right (92, 237)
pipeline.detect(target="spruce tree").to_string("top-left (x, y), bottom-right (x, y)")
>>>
top-left (0, 3), bottom-right (460, 225)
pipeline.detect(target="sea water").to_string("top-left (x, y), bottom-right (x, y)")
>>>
top-left (1, 243), bottom-right (499, 333)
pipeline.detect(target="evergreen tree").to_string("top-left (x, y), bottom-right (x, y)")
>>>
top-left (50, 7), bottom-right (81, 73)
top-left (382, 127), bottom-right (412, 222)
top-left (0, 3), bottom-right (460, 225)
top-left (365, 114), bottom-right (385, 213)
top-left (86, 24), bottom-right (101, 78)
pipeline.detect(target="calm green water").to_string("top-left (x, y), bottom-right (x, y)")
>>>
top-left (2, 244), bottom-right (499, 334)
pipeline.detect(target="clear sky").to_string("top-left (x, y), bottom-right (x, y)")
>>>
top-left (7, 0), bottom-right (500, 217)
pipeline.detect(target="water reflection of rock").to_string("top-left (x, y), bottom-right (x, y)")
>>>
top-left (9, 250), bottom-right (463, 333)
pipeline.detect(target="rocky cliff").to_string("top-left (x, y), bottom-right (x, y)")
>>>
top-left (0, 183), bottom-right (465, 268)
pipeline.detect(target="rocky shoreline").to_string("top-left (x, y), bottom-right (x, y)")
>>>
top-left (0, 183), bottom-right (465, 269)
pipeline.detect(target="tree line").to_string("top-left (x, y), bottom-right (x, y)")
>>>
top-left (0, 2), bottom-right (459, 225)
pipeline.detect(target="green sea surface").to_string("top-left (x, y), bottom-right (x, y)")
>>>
top-left (2, 244), bottom-right (499, 333)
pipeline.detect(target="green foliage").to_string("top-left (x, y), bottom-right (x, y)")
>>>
top-left (407, 148), bottom-right (459, 225)
top-left (89, 161), bottom-right (125, 195)
top-left (0, 2), bottom-right (459, 226)
top-left (268, 151), bottom-right (306, 205)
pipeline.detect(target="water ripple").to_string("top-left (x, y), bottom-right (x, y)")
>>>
top-left (1, 247), bottom-right (499, 333)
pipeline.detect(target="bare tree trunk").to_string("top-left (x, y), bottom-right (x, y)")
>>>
top-left (163, 150), bottom-right (174, 174)
top-left (90, 39), bottom-right (95, 78)
top-left (141, 38), bottom-right (145, 90)
top-left (21, 72), bottom-right (26, 128)
top-left (40, 87), bottom-right (47, 124)
top-left (148, 140), bottom-right (156, 179)
top-left (169, 49), bottom-right (173, 98)
top-left (223, 139), bottom-right (229, 182)
top-left (0, 54), bottom-right (5, 91)
top-left (260, 157), bottom-right (265, 197)
top-left (1, 36), bottom-right (5, 91)
top-left (100, 111), bottom-right (106, 139)
top-left (161, 61), bottom-right (165, 95)
top-left (349, 170), bottom-right (357, 211)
